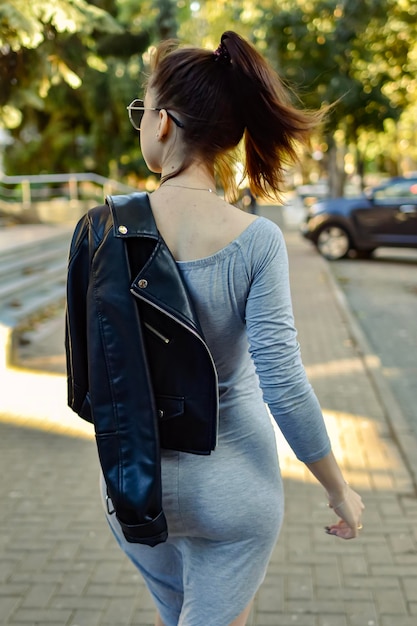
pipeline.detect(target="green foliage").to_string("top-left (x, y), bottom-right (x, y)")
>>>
top-left (1, 0), bottom-right (416, 182)
top-left (255, 0), bottom-right (417, 184)
top-left (0, 0), bottom-right (153, 178)
top-left (0, 0), bottom-right (123, 115)
top-left (263, 0), bottom-right (414, 136)
top-left (0, 0), bottom-right (122, 51)
top-left (178, 0), bottom-right (253, 47)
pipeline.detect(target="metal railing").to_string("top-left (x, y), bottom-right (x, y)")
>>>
top-left (0, 172), bottom-right (137, 218)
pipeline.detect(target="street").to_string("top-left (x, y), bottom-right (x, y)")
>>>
top-left (328, 247), bottom-right (417, 442)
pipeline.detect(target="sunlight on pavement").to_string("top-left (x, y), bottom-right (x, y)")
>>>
top-left (0, 364), bottom-right (405, 493)
top-left (304, 355), bottom-right (381, 379)
top-left (0, 367), bottom-right (93, 439)
top-left (272, 408), bottom-right (404, 491)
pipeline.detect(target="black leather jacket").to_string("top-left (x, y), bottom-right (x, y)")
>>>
top-left (65, 192), bottom-right (218, 546)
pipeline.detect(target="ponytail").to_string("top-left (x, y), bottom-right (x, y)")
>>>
top-left (220, 31), bottom-right (323, 199)
top-left (149, 32), bottom-right (323, 200)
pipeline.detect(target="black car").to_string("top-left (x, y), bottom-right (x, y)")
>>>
top-left (300, 176), bottom-right (417, 260)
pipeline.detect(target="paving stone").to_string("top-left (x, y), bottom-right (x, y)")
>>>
top-left (316, 586), bottom-right (373, 602)
top-left (402, 577), bottom-right (417, 602)
top-left (374, 586), bottom-right (408, 615)
top-left (390, 532), bottom-right (417, 555)
top-left (286, 574), bottom-right (314, 600)
top-left (339, 555), bottom-right (369, 576)
top-left (409, 603), bottom-right (417, 615)
top-left (127, 609), bottom-right (155, 626)
top-left (101, 597), bottom-right (138, 624)
top-left (371, 565), bottom-right (417, 577)
top-left (19, 583), bottom-right (58, 609)
top-left (365, 543), bottom-right (395, 565)
top-left (10, 608), bottom-right (73, 623)
top-left (255, 613), bottom-right (317, 626)
top-left (58, 572), bottom-right (91, 596)
top-left (380, 618), bottom-right (417, 626)
top-left (0, 597), bottom-right (21, 623)
top-left (53, 597), bottom-right (104, 614)
top-left (348, 609), bottom-right (379, 626)
top-left (343, 575), bottom-right (400, 590)
top-left (256, 582), bottom-right (285, 612)
top-left (313, 564), bottom-right (342, 588)
top-left (285, 599), bottom-right (347, 614)
top-left (66, 610), bottom-right (103, 626)
top-left (318, 617), bottom-right (348, 626)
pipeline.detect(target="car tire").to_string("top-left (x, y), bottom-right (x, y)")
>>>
top-left (316, 225), bottom-right (351, 260)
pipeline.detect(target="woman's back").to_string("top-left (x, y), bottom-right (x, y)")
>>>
top-left (175, 213), bottom-right (262, 405)
top-left (149, 187), bottom-right (257, 263)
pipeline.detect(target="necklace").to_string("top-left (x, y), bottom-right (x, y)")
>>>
top-left (159, 183), bottom-right (215, 193)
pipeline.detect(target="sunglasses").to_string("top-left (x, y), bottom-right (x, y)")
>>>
top-left (127, 99), bottom-right (185, 131)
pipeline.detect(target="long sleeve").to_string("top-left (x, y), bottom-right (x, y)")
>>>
top-left (245, 223), bottom-right (331, 463)
top-left (65, 215), bottom-right (92, 422)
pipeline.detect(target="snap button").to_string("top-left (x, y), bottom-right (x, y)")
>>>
top-left (118, 225), bottom-right (128, 234)
top-left (158, 409), bottom-right (164, 418)
top-left (138, 279), bottom-right (148, 289)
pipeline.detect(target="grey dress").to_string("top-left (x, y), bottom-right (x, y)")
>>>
top-left (101, 217), bottom-right (330, 626)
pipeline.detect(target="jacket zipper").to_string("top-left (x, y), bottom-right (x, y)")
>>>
top-left (144, 321), bottom-right (170, 344)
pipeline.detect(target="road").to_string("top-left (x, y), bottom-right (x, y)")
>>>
top-left (328, 246), bottom-right (417, 441)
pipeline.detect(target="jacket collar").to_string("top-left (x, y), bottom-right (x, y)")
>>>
top-left (106, 192), bottom-right (158, 239)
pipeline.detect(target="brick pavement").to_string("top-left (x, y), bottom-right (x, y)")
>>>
top-left (1, 223), bottom-right (417, 626)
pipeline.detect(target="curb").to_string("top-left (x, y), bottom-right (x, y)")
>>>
top-left (321, 256), bottom-right (417, 494)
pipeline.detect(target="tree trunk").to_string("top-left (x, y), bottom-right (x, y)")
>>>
top-left (352, 130), bottom-right (365, 192)
top-left (327, 137), bottom-right (346, 197)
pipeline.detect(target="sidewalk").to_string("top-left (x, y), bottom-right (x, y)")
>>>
top-left (1, 224), bottom-right (417, 626)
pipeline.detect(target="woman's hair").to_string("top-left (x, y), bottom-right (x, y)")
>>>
top-left (148, 31), bottom-right (323, 200)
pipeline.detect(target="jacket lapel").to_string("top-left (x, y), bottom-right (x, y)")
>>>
top-left (106, 192), bottom-right (203, 336)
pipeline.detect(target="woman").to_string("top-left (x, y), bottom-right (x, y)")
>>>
top-left (69, 31), bottom-right (364, 626)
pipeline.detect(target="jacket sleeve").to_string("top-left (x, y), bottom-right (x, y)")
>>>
top-left (65, 214), bottom-right (92, 422)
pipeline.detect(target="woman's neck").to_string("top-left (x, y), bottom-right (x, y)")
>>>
top-left (159, 163), bottom-right (216, 191)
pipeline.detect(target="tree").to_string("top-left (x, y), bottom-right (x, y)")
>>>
top-left (0, 0), bottom-right (153, 177)
top-left (261, 0), bottom-right (416, 193)
top-left (0, 0), bottom-right (122, 117)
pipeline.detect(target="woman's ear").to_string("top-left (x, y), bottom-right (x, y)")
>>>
top-left (157, 109), bottom-right (170, 139)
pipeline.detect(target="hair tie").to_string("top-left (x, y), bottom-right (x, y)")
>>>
top-left (213, 41), bottom-right (231, 64)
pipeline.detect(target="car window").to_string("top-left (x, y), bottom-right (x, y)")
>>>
top-left (373, 181), bottom-right (417, 205)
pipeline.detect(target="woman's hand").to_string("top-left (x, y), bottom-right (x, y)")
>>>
top-left (325, 484), bottom-right (365, 539)
top-left (305, 452), bottom-right (365, 539)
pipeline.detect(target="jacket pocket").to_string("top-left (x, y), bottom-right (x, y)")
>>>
top-left (156, 395), bottom-right (184, 421)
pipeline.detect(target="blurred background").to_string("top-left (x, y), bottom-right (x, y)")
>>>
top-left (1, 0), bottom-right (416, 222)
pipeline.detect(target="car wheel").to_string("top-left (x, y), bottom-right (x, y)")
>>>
top-left (316, 226), bottom-right (351, 260)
